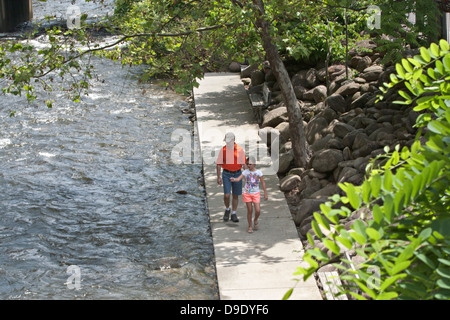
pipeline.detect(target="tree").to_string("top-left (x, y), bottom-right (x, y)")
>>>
top-left (249, 0), bottom-right (309, 167)
top-left (0, 0), bottom-right (442, 166)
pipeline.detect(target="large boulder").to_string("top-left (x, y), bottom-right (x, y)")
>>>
top-left (325, 93), bottom-right (347, 113)
top-left (361, 65), bottom-right (383, 82)
top-left (250, 69), bottom-right (265, 86)
top-left (310, 149), bottom-right (343, 173)
top-left (280, 174), bottom-right (301, 192)
top-left (277, 150), bottom-right (294, 174)
top-left (335, 81), bottom-right (361, 96)
top-left (313, 85), bottom-right (328, 103)
top-left (306, 68), bottom-right (320, 88)
top-left (294, 198), bottom-right (328, 226)
top-left (291, 70), bottom-right (309, 88)
top-left (305, 116), bottom-right (328, 145)
top-left (261, 106), bottom-right (288, 128)
top-left (332, 122), bottom-right (356, 139)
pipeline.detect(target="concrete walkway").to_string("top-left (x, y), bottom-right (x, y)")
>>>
top-left (193, 73), bottom-right (322, 300)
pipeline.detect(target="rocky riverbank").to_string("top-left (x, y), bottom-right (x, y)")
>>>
top-left (238, 40), bottom-right (419, 257)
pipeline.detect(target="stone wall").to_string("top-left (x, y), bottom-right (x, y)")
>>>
top-left (242, 40), bottom-right (420, 246)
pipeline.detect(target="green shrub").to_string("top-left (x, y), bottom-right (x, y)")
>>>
top-left (289, 40), bottom-right (450, 300)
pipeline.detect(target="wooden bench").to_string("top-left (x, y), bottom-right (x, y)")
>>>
top-left (248, 82), bottom-right (271, 125)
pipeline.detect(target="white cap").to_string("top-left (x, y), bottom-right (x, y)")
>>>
top-left (224, 132), bottom-right (235, 143)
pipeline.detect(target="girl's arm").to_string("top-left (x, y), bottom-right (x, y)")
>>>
top-left (260, 176), bottom-right (268, 200)
top-left (230, 174), bottom-right (244, 182)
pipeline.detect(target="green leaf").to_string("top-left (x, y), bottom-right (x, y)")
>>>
top-left (400, 146), bottom-right (410, 160)
top-left (375, 291), bottom-right (399, 300)
top-left (313, 212), bottom-right (330, 231)
top-left (350, 231), bottom-right (366, 245)
top-left (371, 174), bottom-right (381, 198)
top-left (437, 278), bottom-right (450, 290)
top-left (395, 63), bottom-right (405, 79)
top-left (411, 174), bottom-right (422, 199)
top-left (420, 47), bottom-right (431, 63)
top-left (307, 232), bottom-right (315, 247)
top-left (436, 268), bottom-right (450, 279)
top-left (352, 220), bottom-right (367, 238)
top-left (429, 43), bottom-right (440, 58)
top-left (394, 190), bottom-right (405, 213)
top-left (391, 261), bottom-right (411, 275)
top-left (362, 180), bottom-right (371, 204)
top-left (309, 248), bottom-right (329, 260)
top-left (336, 236), bottom-right (353, 250)
top-left (401, 58), bottom-right (414, 73)
top-left (443, 53), bottom-right (450, 70)
top-left (372, 204), bottom-right (383, 224)
top-left (380, 274), bottom-right (407, 291)
top-left (366, 227), bottom-right (381, 241)
top-left (311, 219), bottom-right (323, 238)
top-left (345, 183), bottom-right (361, 210)
top-left (282, 288), bottom-right (293, 300)
top-left (383, 194), bottom-right (394, 223)
top-left (415, 253), bottom-right (436, 269)
top-left (407, 57), bottom-right (421, 68)
top-left (440, 39), bottom-right (450, 52)
top-left (383, 169), bottom-right (393, 191)
top-left (324, 239), bottom-right (340, 255)
top-left (398, 90), bottom-right (412, 102)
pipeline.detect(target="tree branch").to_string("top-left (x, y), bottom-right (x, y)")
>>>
top-left (34, 22), bottom-right (235, 79)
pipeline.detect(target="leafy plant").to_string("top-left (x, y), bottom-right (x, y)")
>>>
top-left (290, 40), bottom-right (450, 300)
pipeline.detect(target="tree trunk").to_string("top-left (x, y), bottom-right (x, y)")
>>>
top-left (252, 0), bottom-right (309, 168)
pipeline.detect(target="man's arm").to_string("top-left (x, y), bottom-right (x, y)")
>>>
top-left (217, 165), bottom-right (222, 185)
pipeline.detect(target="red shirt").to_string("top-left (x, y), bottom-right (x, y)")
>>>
top-left (216, 143), bottom-right (246, 171)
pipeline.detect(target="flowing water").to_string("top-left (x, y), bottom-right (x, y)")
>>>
top-left (0, 0), bottom-right (217, 299)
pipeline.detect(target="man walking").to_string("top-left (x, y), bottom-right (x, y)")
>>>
top-left (216, 132), bottom-right (246, 222)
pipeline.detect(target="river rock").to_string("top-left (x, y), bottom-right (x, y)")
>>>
top-left (277, 150), bottom-right (294, 174)
top-left (275, 121), bottom-right (290, 144)
top-left (305, 116), bottom-right (328, 145)
top-left (291, 70), bottom-right (309, 88)
top-left (335, 81), bottom-right (361, 96)
top-left (241, 63), bottom-right (260, 78)
top-left (294, 198), bottom-right (327, 226)
top-left (310, 183), bottom-right (340, 199)
top-left (325, 93), bottom-right (347, 113)
top-left (306, 68), bottom-right (320, 88)
top-left (251, 69), bottom-right (265, 86)
top-left (332, 122), bottom-right (355, 139)
top-left (313, 85), bottom-right (327, 103)
top-left (280, 174), bottom-right (301, 192)
top-left (294, 84), bottom-right (307, 99)
top-left (361, 65), bottom-right (383, 82)
top-left (352, 132), bottom-right (371, 150)
top-left (349, 92), bottom-right (373, 110)
top-left (310, 149), bottom-right (343, 173)
top-left (229, 61), bottom-right (241, 72)
top-left (261, 106), bottom-right (288, 128)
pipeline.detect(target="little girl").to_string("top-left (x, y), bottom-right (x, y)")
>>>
top-left (230, 156), bottom-right (268, 233)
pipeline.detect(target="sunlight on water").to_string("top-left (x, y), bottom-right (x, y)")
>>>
top-left (0, 0), bottom-right (217, 300)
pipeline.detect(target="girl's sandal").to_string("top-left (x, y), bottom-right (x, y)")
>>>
top-left (254, 221), bottom-right (259, 231)
top-left (248, 227), bottom-right (253, 233)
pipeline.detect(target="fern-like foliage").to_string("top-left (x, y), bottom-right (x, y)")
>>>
top-left (290, 40), bottom-right (450, 300)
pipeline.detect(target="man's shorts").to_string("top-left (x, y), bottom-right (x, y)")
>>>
top-left (222, 169), bottom-right (242, 196)
top-left (243, 192), bottom-right (260, 203)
